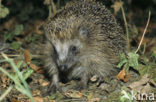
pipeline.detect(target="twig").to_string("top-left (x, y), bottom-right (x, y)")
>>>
top-left (0, 54), bottom-right (42, 58)
top-left (121, 5), bottom-right (130, 52)
top-left (0, 86), bottom-right (13, 101)
top-left (135, 11), bottom-right (151, 54)
top-left (64, 99), bottom-right (87, 102)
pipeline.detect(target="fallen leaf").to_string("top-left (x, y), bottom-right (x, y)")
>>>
top-left (99, 83), bottom-right (109, 90)
top-left (128, 74), bottom-right (150, 89)
top-left (64, 90), bottom-right (83, 98)
top-left (117, 69), bottom-right (130, 82)
top-left (10, 98), bottom-right (20, 102)
top-left (39, 79), bottom-right (49, 86)
top-left (36, 68), bottom-right (45, 74)
top-left (24, 50), bottom-right (31, 64)
top-left (117, 69), bottom-right (126, 81)
top-left (49, 100), bottom-right (56, 102)
top-left (123, 74), bottom-right (131, 82)
top-left (90, 75), bottom-right (98, 82)
top-left (88, 98), bottom-right (100, 102)
top-left (1, 74), bottom-right (11, 88)
top-left (28, 97), bottom-right (44, 102)
top-left (141, 83), bottom-right (152, 93)
top-left (29, 63), bottom-right (39, 71)
top-left (32, 90), bottom-right (41, 96)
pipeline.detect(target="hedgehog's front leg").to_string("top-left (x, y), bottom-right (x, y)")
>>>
top-left (79, 73), bottom-right (89, 89)
top-left (48, 73), bottom-right (62, 92)
top-left (72, 72), bottom-right (89, 90)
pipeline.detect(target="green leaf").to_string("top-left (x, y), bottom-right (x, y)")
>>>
top-left (0, 4), bottom-right (9, 19)
top-left (13, 24), bottom-right (24, 35)
top-left (127, 52), bottom-right (139, 70)
top-left (22, 68), bottom-right (34, 80)
top-left (138, 64), bottom-right (148, 77)
top-left (4, 24), bottom-right (24, 41)
top-left (11, 41), bottom-right (22, 50)
top-left (4, 32), bottom-right (14, 41)
top-left (117, 53), bottom-right (127, 68)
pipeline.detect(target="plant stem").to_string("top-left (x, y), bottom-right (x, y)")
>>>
top-left (121, 6), bottom-right (130, 52)
top-left (48, 0), bottom-right (52, 20)
top-left (135, 11), bottom-right (151, 54)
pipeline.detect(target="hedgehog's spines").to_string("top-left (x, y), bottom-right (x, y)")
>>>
top-left (43, 0), bottom-right (126, 93)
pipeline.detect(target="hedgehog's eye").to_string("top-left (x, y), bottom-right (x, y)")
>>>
top-left (70, 45), bottom-right (77, 54)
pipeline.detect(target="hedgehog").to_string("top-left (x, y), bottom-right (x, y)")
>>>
top-left (43, 0), bottom-right (126, 93)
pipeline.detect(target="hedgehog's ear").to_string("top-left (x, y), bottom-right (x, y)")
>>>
top-left (43, 25), bottom-right (52, 41)
top-left (79, 27), bottom-right (88, 37)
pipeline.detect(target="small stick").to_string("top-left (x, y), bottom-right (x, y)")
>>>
top-left (0, 86), bottom-right (13, 101)
top-left (135, 11), bottom-right (151, 54)
top-left (0, 54), bottom-right (42, 58)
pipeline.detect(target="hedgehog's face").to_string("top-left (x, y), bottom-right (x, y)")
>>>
top-left (50, 27), bottom-right (88, 71)
top-left (52, 39), bottom-right (82, 71)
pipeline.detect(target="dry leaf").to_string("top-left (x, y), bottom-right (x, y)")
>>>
top-left (36, 68), bottom-right (45, 74)
top-left (29, 63), bottom-right (39, 71)
top-left (88, 98), bottom-right (100, 102)
top-left (28, 97), bottom-right (44, 102)
top-left (117, 69), bottom-right (125, 81)
top-left (128, 74), bottom-right (154, 93)
top-left (39, 79), bottom-right (49, 86)
top-left (64, 90), bottom-right (83, 98)
top-left (10, 98), bottom-right (20, 102)
top-left (32, 90), bottom-right (41, 96)
top-left (99, 83), bottom-right (109, 90)
top-left (123, 74), bottom-right (131, 82)
top-left (111, 1), bottom-right (123, 15)
top-left (128, 74), bottom-right (150, 89)
top-left (90, 75), bottom-right (98, 82)
top-left (117, 69), bottom-right (130, 82)
top-left (24, 50), bottom-right (31, 64)
top-left (1, 74), bottom-right (11, 88)
top-left (141, 83), bottom-right (152, 93)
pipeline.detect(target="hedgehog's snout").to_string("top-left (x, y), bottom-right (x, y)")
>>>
top-left (59, 64), bottom-right (68, 71)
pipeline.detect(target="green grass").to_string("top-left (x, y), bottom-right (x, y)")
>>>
top-left (0, 53), bottom-right (34, 102)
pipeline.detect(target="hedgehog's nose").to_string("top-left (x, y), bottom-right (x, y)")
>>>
top-left (60, 65), bottom-right (67, 71)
